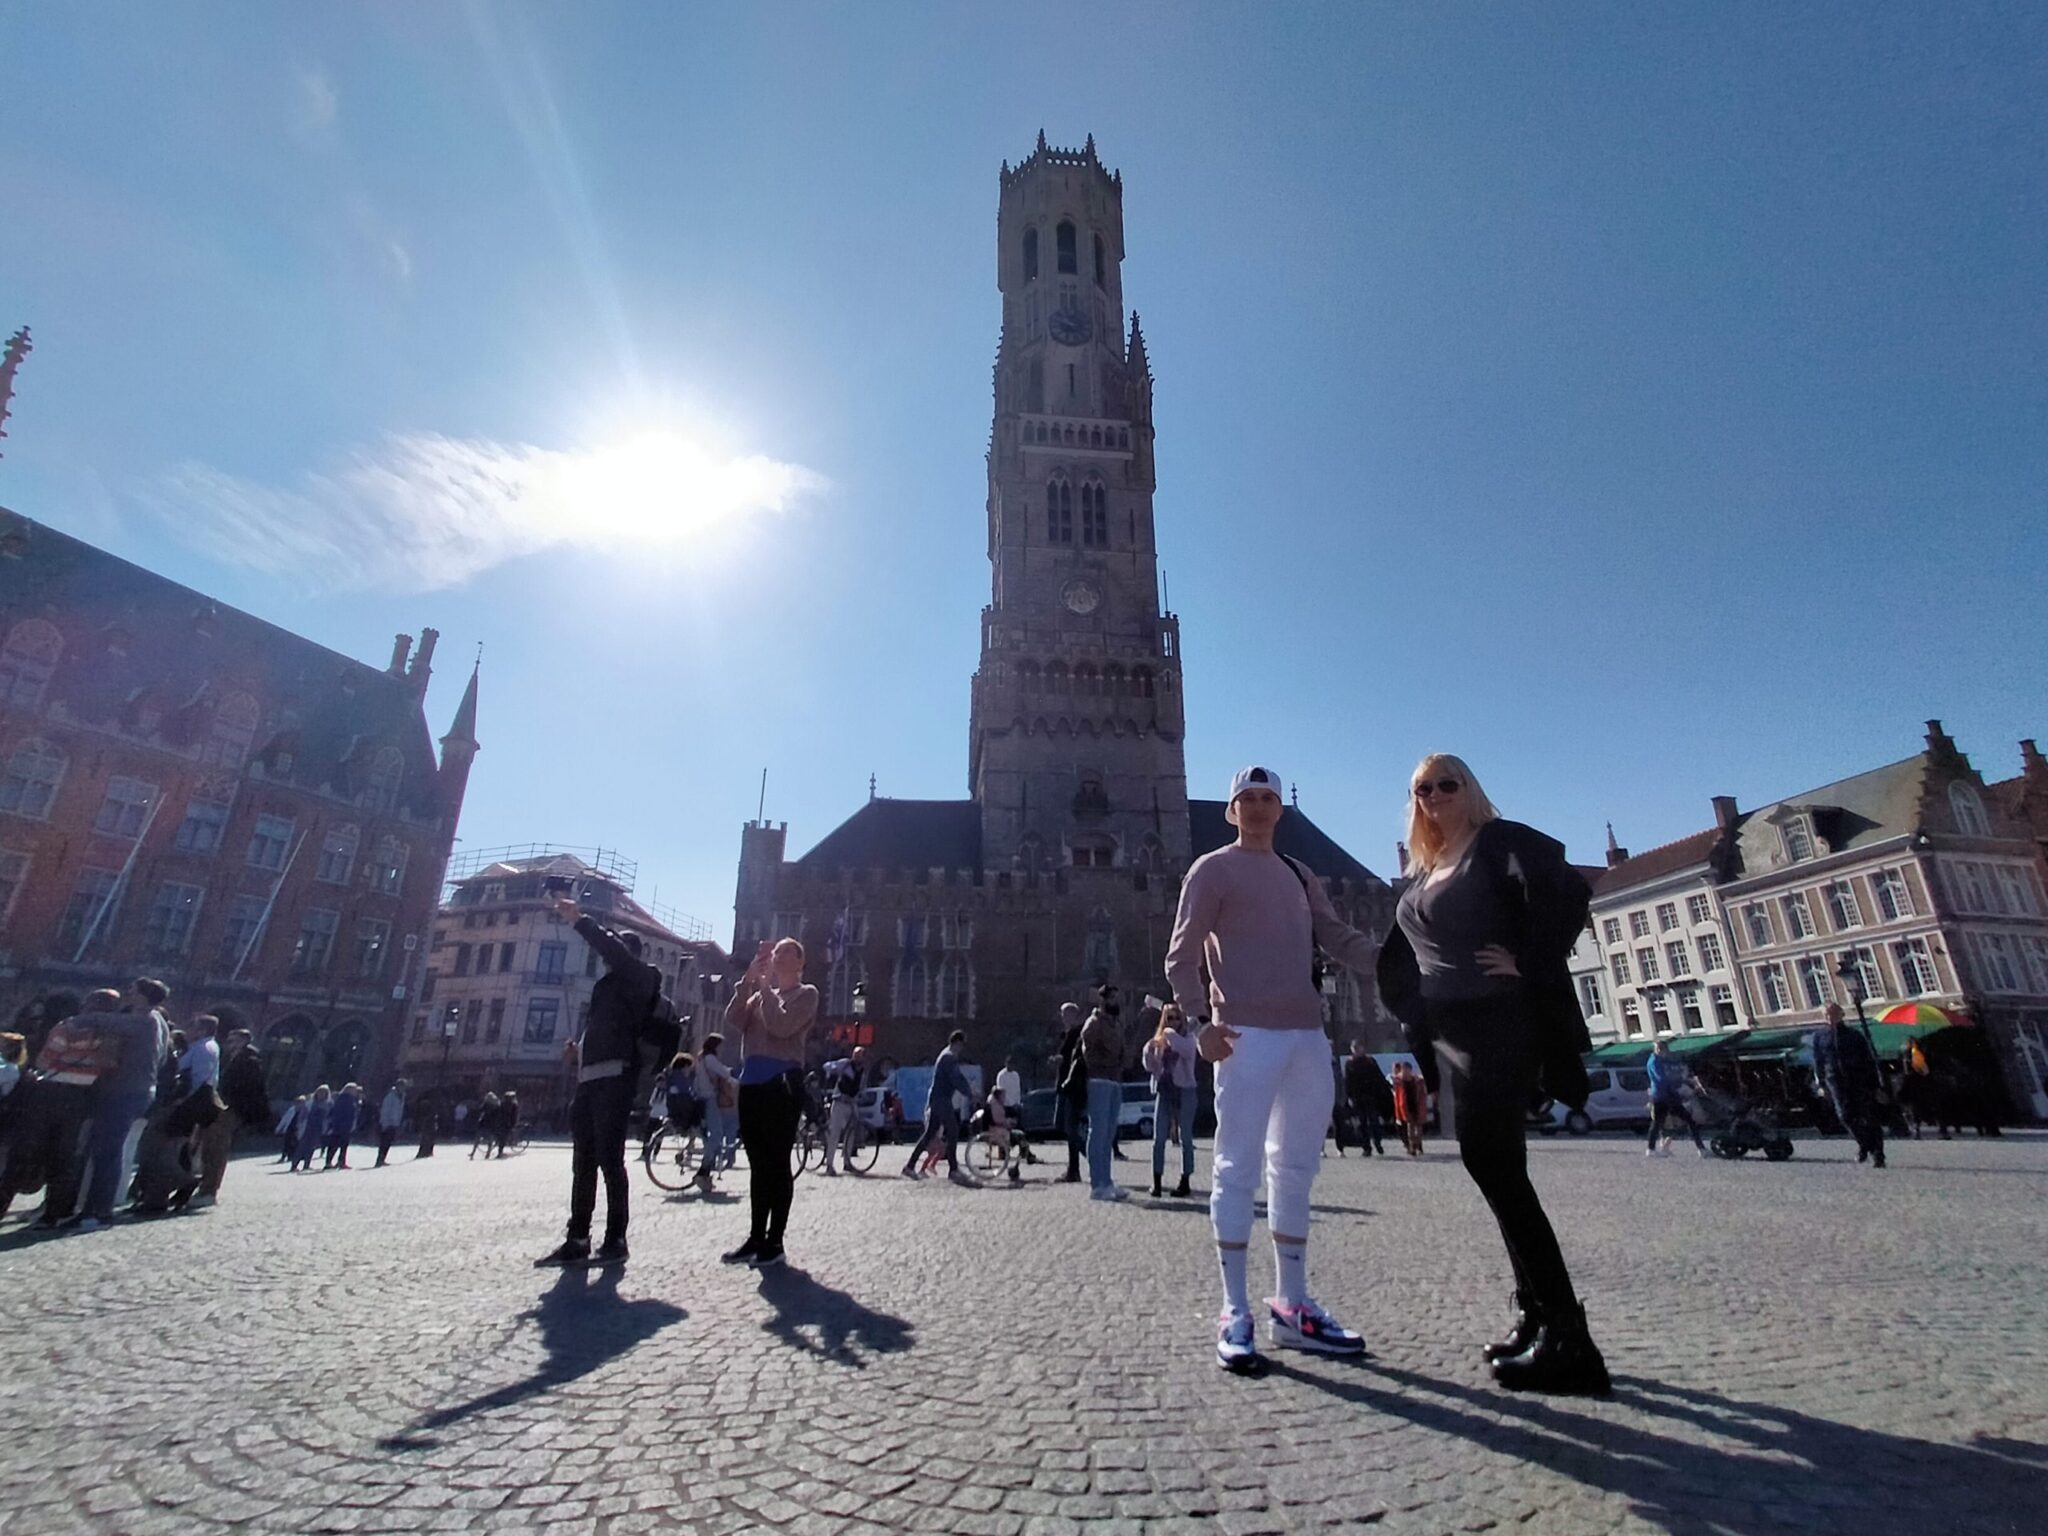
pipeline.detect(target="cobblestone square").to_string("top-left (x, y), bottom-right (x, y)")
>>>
top-left (6, 1131), bottom-right (2046, 1535)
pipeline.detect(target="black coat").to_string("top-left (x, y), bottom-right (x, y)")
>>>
top-left (1343, 1053), bottom-right (1394, 1118)
top-left (220, 1044), bottom-right (271, 1127)
top-left (1375, 818), bottom-right (1593, 1110)
top-left (575, 916), bottom-right (666, 1075)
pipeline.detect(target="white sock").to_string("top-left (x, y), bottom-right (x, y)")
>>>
top-left (1218, 1245), bottom-right (1250, 1315)
top-left (1274, 1239), bottom-right (1307, 1306)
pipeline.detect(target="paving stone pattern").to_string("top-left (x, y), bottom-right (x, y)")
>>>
top-left (5, 1130), bottom-right (2047, 1535)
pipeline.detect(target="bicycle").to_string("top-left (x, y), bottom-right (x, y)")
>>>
top-left (800, 1105), bottom-right (881, 1175)
top-left (642, 1116), bottom-right (708, 1193)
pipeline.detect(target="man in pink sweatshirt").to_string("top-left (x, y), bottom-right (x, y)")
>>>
top-left (1165, 765), bottom-right (1379, 1372)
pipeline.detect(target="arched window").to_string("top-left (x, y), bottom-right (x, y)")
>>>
top-left (316, 824), bottom-right (359, 885)
top-left (364, 746), bottom-right (404, 813)
top-left (895, 954), bottom-right (929, 1018)
top-left (1080, 480), bottom-right (1109, 546)
top-left (1056, 220), bottom-right (1077, 275)
top-left (369, 836), bottom-right (409, 896)
top-left (1950, 782), bottom-right (1990, 837)
top-left (1022, 226), bottom-right (1039, 282)
top-left (1018, 660), bottom-right (1041, 691)
top-left (936, 956), bottom-right (975, 1019)
top-left (1046, 476), bottom-right (1074, 543)
top-left (1133, 666), bottom-right (1155, 698)
top-left (0, 619), bottom-right (62, 710)
top-left (0, 738), bottom-right (65, 819)
top-left (1136, 835), bottom-right (1166, 874)
top-left (1093, 232), bottom-right (1106, 287)
top-left (1074, 664), bottom-right (1099, 695)
top-left (206, 691), bottom-right (259, 770)
top-left (1016, 833), bottom-right (1044, 871)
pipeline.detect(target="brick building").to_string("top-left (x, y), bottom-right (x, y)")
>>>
top-left (0, 508), bottom-right (477, 1098)
top-left (400, 848), bottom-right (731, 1123)
top-left (732, 137), bottom-right (1396, 1075)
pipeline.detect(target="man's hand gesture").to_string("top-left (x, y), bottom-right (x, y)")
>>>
top-left (1196, 1021), bottom-right (1240, 1063)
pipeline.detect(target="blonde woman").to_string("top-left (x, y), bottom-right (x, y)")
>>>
top-left (1141, 1004), bottom-right (1198, 1198)
top-left (1376, 753), bottom-right (1608, 1396)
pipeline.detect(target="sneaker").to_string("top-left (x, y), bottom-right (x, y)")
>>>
top-left (1217, 1308), bottom-right (1259, 1372)
top-left (1089, 1185), bottom-right (1130, 1202)
top-left (534, 1240), bottom-right (590, 1268)
top-left (750, 1243), bottom-right (787, 1270)
top-left (589, 1239), bottom-right (629, 1266)
top-left (948, 1169), bottom-right (978, 1187)
top-left (1268, 1297), bottom-right (1366, 1356)
top-left (721, 1238), bottom-right (764, 1265)
top-left (1644, 1145), bottom-right (1659, 1157)
top-left (73, 1216), bottom-right (106, 1233)
top-left (187, 1193), bottom-right (218, 1209)
top-left (901, 1167), bottom-right (924, 1181)
top-left (1697, 1146), bottom-right (1712, 1160)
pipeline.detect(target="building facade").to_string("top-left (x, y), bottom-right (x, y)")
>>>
top-left (401, 849), bottom-right (731, 1122)
top-left (733, 137), bottom-right (1396, 1074)
top-left (0, 508), bottom-right (476, 1098)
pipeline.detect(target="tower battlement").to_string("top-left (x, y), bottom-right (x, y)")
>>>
top-left (999, 130), bottom-right (1120, 194)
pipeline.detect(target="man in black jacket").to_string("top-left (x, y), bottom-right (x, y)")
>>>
top-left (537, 896), bottom-right (664, 1267)
top-left (1343, 1041), bottom-right (1391, 1156)
top-left (194, 1027), bottom-right (270, 1207)
top-left (1050, 1002), bottom-right (1087, 1183)
top-left (1812, 1003), bottom-right (1886, 1168)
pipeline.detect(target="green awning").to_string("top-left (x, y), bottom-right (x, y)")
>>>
top-left (1720, 1027), bottom-right (1814, 1062)
top-left (1665, 1031), bottom-right (1744, 1058)
top-left (1586, 1041), bottom-right (1650, 1067)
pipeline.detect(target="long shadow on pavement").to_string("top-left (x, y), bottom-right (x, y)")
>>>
top-left (1264, 1357), bottom-right (2042, 1535)
top-left (378, 1266), bottom-right (685, 1450)
top-left (755, 1264), bottom-right (914, 1368)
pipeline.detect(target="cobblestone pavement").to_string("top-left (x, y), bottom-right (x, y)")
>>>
top-left (5, 1128), bottom-right (2047, 1535)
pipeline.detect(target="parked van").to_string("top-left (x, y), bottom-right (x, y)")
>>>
top-left (1539, 1066), bottom-right (1653, 1135)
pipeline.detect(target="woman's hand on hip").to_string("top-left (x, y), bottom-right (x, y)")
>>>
top-left (1475, 945), bottom-right (1521, 977)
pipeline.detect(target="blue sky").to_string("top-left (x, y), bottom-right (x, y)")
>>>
top-left (4, 3), bottom-right (2044, 934)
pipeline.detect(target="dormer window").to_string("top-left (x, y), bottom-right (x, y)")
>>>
top-left (1782, 816), bottom-right (1815, 862)
top-left (1949, 781), bottom-right (1989, 837)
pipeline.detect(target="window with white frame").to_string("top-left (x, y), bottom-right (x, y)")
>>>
top-left (1946, 860), bottom-right (1992, 913)
top-left (56, 867), bottom-right (120, 950)
top-left (1665, 940), bottom-right (1692, 976)
top-left (896, 953), bottom-right (929, 1016)
top-left (92, 776), bottom-right (157, 839)
top-left (1782, 892), bottom-right (1815, 940)
top-left (1678, 984), bottom-right (1704, 1032)
top-left (173, 798), bottom-right (229, 854)
top-left (1844, 945), bottom-right (1883, 999)
top-left (1647, 992), bottom-right (1672, 1032)
top-left (368, 836), bottom-right (407, 896)
top-left (1656, 902), bottom-right (1679, 932)
top-left (771, 912), bottom-right (805, 941)
top-left (1619, 999), bottom-right (1640, 1037)
top-left (1601, 918), bottom-right (1623, 946)
top-left (316, 825), bottom-right (359, 884)
top-left (1797, 956), bottom-right (1835, 1010)
top-left (1892, 937), bottom-right (1939, 995)
top-left (0, 618), bottom-right (62, 709)
top-left (0, 739), bottom-right (65, 820)
top-left (1824, 880), bottom-right (1863, 931)
top-left (247, 814), bottom-right (294, 871)
top-left (1629, 911), bottom-right (1652, 939)
top-left (1994, 864), bottom-right (2040, 916)
top-left (1695, 931), bottom-right (1726, 971)
top-left (1611, 952), bottom-right (1632, 986)
top-left (0, 848), bottom-right (26, 928)
top-left (354, 918), bottom-right (391, 979)
top-left (1637, 946), bottom-right (1660, 981)
top-left (935, 955), bottom-right (975, 1017)
top-left (1711, 984), bottom-right (1738, 1028)
top-left (142, 881), bottom-right (203, 957)
top-left (1949, 782), bottom-right (1989, 837)
top-left (1873, 867), bottom-right (1914, 921)
top-left (215, 894), bottom-right (267, 970)
top-left (1743, 903), bottom-right (1773, 947)
top-left (1973, 932), bottom-right (2022, 992)
top-left (1758, 963), bottom-right (1790, 1013)
top-left (1686, 894), bottom-right (1712, 926)
top-left (1782, 818), bottom-right (1815, 862)
top-left (2018, 936), bottom-right (2048, 995)
top-left (523, 997), bottom-right (561, 1043)
top-left (290, 908), bottom-right (340, 975)
top-left (1578, 974), bottom-right (1602, 1018)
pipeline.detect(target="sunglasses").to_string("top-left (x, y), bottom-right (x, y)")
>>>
top-left (1413, 779), bottom-right (1463, 799)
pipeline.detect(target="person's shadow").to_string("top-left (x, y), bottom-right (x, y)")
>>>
top-left (378, 1267), bottom-right (685, 1450)
top-left (754, 1265), bottom-right (914, 1368)
top-left (1264, 1357), bottom-right (2045, 1534)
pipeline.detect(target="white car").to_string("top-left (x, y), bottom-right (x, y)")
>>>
top-left (1539, 1066), bottom-right (1654, 1134)
top-left (1118, 1080), bottom-right (1156, 1139)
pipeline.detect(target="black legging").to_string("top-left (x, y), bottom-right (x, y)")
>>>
top-left (568, 1074), bottom-right (635, 1247)
top-left (1429, 997), bottom-right (1580, 1315)
top-left (738, 1076), bottom-right (800, 1247)
top-left (1649, 1099), bottom-right (1704, 1149)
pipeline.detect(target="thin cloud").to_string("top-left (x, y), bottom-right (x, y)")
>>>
top-left (291, 65), bottom-right (339, 148)
top-left (135, 431), bottom-right (826, 592)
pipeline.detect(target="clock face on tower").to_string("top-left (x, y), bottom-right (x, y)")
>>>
top-left (1047, 306), bottom-right (1092, 346)
top-left (1062, 579), bottom-right (1100, 616)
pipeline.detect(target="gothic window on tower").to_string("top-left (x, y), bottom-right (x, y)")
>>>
top-left (1046, 476), bottom-right (1074, 543)
top-left (1093, 232), bottom-right (1105, 287)
top-left (1080, 480), bottom-right (1108, 546)
top-left (1028, 357), bottom-right (1044, 413)
top-left (1022, 227), bottom-right (1039, 282)
top-left (1056, 221), bottom-right (1077, 274)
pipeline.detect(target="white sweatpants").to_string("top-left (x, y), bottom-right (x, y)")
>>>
top-left (1210, 1025), bottom-right (1335, 1244)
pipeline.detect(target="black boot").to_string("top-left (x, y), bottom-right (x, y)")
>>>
top-left (1481, 1290), bottom-right (1542, 1363)
top-left (1490, 1303), bottom-right (1610, 1396)
top-left (1171, 1176), bottom-right (1191, 1199)
top-left (1151, 1179), bottom-right (1164, 1198)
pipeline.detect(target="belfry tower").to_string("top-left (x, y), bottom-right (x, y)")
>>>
top-left (968, 133), bottom-right (1191, 878)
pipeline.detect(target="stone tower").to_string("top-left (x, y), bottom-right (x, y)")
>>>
top-left (969, 132), bottom-right (1191, 879)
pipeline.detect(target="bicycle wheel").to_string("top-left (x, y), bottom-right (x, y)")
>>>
top-left (971, 1137), bottom-right (1005, 1177)
top-left (846, 1123), bottom-right (880, 1173)
top-left (644, 1123), bottom-right (698, 1192)
top-left (791, 1123), bottom-right (814, 1178)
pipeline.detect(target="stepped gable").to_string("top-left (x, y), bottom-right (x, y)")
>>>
top-left (1188, 800), bottom-right (1386, 888)
top-left (793, 798), bottom-right (983, 874)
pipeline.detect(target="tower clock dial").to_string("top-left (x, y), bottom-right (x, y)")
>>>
top-left (1062, 579), bottom-right (1100, 616)
top-left (1047, 306), bottom-right (1092, 345)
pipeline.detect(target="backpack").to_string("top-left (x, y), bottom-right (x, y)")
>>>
top-left (1280, 856), bottom-right (1329, 993)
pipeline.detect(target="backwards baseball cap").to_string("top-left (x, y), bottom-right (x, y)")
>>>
top-left (1228, 765), bottom-right (1283, 804)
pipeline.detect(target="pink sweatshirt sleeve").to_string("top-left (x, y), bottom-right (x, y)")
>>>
top-left (1164, 855), bottom-right (1223, 1018)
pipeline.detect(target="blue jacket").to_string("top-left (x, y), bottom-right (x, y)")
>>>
top-left (927, 1048), bottom-right (968, 1116)
top-left (1646, 1052), bottom-right (1689, 1103)
top-left (329, 1092), bottom-right (359, 1137)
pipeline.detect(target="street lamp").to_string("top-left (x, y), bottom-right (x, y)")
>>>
top-left (1834, 952), bottom-right (1879, 1052)
top-left (851, 982), bottom-right (869, 1047)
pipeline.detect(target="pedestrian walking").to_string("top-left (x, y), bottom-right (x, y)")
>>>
top-left (1378, 752), bottom-right (1609, 1396)
top-left (294, 1087), bottom-right (332, 1172)
top-left (694, 1034), bottom-right (737, 1190)
top-left (1079, 987), bottom-right (1129, 1199)
top-left (469, 1092), bottom-right (502, 1159)
top-left (1165, 765), bottom-right (1380, 1372)
top-left (1812, 1003), bottom-right (1887, 1168)
top-left (1645, 1039), bottom-right (1707, 1157)
top-left (1052, 1002), bottom-right (1088, 1183)
top-left (536, 894), bottom-right (669, 1268)
top-left (277, 1096), bottom-right (308, 1164)
top-left (497, 1090), bottom-right (521, 1155)
top-left (1391, 1062), bottom-right (1427, 1155)
top-left (901, 1030), bottom-right (977, 1186)
top-left (820, 1046), bottom-right (868, 1176)
top-left (325, 1084), bottom-right (361, 1169)
top-left (1142, 1004), bottom-right (1198, 1199)
top-left (719, 936), bottom-right (820, 1269)
top-left (375, 1079), bottom-right (407, 1167)
top-left (195, 1027), bottom-right (268, 1206)
top-left (1343, 1041), bottom-right (1391, 1157)
top-left (78, 979), bottom-right (172, 1228)
top-left (6, 991), bottom-right (116, 1224)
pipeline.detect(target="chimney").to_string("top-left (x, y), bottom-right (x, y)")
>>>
top-left (1606, 821), bottom-right (1629, 868)
top-left (1926, 719), bottom-right (1953, 752)
top-left (2022, 740), bottom-right (2046, 782)
top-left (1395, 841), bottom-right (1409, 877)
top-left (407, 627), bottom-right (439, 696)
top-left (388, 633), bottom-right (413, 675)
top-left (1711, 795), bottom-right (1739, 830)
